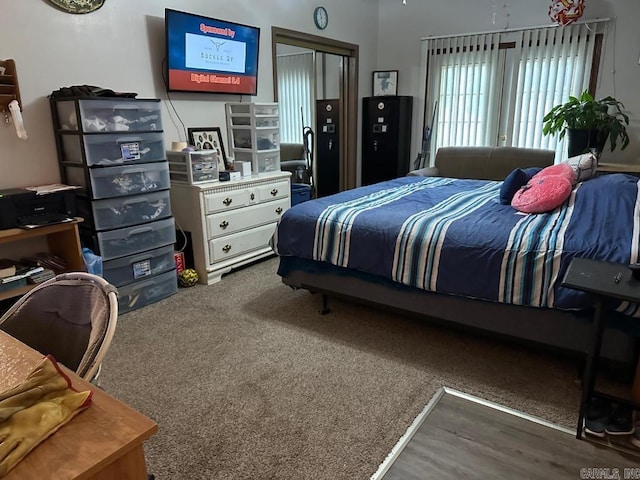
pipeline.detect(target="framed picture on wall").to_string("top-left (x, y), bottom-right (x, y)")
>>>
top-left (188, 127), bottom-right (230, 171)
top-left (372, 70), bottom-right (398, 96)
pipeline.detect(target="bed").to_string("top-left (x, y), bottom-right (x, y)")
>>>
top-left (271, 172), bottom-right (640, 364)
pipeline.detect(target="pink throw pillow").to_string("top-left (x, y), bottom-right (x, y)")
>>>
top-left (532, 163), bottom-right (576, 184)
top-left (511, 175), bottom-right (572, 213)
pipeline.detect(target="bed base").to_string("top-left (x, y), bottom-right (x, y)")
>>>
top-left (281, 267), bottom-right (638, 366)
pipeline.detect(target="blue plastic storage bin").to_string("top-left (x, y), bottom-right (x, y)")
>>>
top-left (291, 183), bottom-right (311, 206)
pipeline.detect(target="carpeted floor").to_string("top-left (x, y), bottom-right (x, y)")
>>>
top-left (100, 257), bottom-right (604, 479)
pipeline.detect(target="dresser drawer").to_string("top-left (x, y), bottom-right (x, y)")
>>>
top-left (118, 268), bottom-right (178, 314)
top-left (61, 132), bottom-right (165, 166)
top-left (97, 217), bottom-right (176, 261)
top-left (206, 198), bottom-right (288, 238)
top-left (203, 189), bottom-right (255, 214)
top-left (55, 98), bottom-right (163, 132)
top-left (103, 244), bottom-right (175, 287)
top-left (208, 222), bottom-right (277, 264)
top-left (92, 189), bottom-right (171, 231)
top-left (256, 180), bottom-right (289, 202)
top-left (89, 162), bottom-right (170, 199)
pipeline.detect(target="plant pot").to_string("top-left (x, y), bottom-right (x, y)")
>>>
top-left (567, 129), bottom-right (608, 157)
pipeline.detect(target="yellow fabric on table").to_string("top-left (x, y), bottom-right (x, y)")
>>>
top-left (0, 356), bottom-right (69, 422)
top-left (0, 355), bottom-right (92, 478)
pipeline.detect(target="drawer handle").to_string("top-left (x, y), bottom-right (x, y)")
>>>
top-left (270, 188), bottom-right (278, 196)
top-left (250, 193), bottom-right (255, 201)
top-left (223, 197), bottom-right (232, 206)
top-left (127, 226), bottom-right (153, 236)
top-left (276, 207), bottom-right (283, 215)
top-left (121, 167), bottom-right (145, 175)
top-left (219, 220), bottom-right (229, 229)
top-left (113, 104), bottom-right (141, 111)
top-left (122, 197), bottom-right (149, 206)
top-left (222, 244), bottom-right (232, 253)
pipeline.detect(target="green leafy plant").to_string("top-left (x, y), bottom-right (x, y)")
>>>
top-left (542, 90), bottom-right (630, 152)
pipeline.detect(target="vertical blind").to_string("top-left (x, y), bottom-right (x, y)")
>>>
top-left (424, 33), bottom-right (502, 151)
top-left (276, 52), bottom-right (314, 144)
top-left (422, 22), bottom-right (602, 163)
top-left (511, 23), bottom-right (595, 161)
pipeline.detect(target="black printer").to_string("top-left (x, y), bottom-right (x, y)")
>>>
top-left (0, 188), bottom-right (77, 230)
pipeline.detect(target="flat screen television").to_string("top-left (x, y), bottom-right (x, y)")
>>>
top-left (165, 8), bottom-right (260, 95)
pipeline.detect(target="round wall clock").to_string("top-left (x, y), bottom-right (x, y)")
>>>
top-left (46, 0), bottom-right (105, 14)
top-left (313, 6), bottom-right (328, 30)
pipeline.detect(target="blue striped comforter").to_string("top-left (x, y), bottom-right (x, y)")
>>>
top-left (272, 174), bottom-right (640, 314)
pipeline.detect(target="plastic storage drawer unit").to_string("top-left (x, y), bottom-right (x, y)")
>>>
top-left (91, 189), bottom-right (172, 230)
top-left (87, 162), bottom-right (170, 199)
top-left (96, 217), bottom-right (176, 261)
top-left (230, 128), bottom-right (279, 151)
top-left (229, 116), bottom-right (279, 128)
top-left (61, 132), bottom-right (166, 166)
top-left (103, 244), bottom-right (175, 287)
top-left (117, 268), bottom-right (178, 314)
top-left (55, 99), bottom-right (163, 132)
top-left (167, 150), bottom-right (218, 185)
top-left (233, 150), bottom-right (280, 173)
top-left (227, 103), bottom-right (279, 116)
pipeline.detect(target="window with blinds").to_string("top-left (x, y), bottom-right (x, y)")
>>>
top-left (422, 22), bottom-right (605, 163)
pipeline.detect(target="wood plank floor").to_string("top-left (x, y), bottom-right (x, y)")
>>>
top-left (376, 389), bottom-right (640, 480)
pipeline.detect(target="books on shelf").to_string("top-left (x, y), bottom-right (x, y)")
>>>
top-left (0, 259), bottom-right (17, 279)
top-left (0, 266), bottom-right (45, 284)
top-left (0, 264), bottom-right (43, 294)
top-left (20, 253), bottom-right (67, 274)
top-left (0, 277), bottom-right (27, 293)
top-left (28, 268), bottom-right (55, 284)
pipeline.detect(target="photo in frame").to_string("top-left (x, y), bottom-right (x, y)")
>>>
top-left (372, 70), bottom-right (398, 96)
top-left (188, 127), bottom-right (230, 171)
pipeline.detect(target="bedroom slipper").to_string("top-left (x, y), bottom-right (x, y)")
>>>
top-left (631, 422), bottom-right (640, 449)
top-left (583, 398), bottom-right (612, 438)
top-left (605, 404), bottom-right (634, 435)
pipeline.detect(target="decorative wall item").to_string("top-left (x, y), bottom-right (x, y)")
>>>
top-left (45, 0), bottom-right (105, 14)
top-left (313, 6), bottom-right (328, 30)
top-left (188, 127), bottom-right (230, 171)
top-left (372, 70), bottom-right (398, 96)
top-left (548, 0), bottom-right (585, 26)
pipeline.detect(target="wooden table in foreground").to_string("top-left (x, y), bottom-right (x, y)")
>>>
top-left (0, 331), bottom-right (158, 480)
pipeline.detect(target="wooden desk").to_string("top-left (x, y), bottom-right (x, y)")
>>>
top-left (0, 331), bottom-right (157, 480)
top-left (0, 218), bottom-right (84, 302)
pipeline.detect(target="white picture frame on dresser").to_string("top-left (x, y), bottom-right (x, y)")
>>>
top-left (169, 171), bottom-right (291, 284)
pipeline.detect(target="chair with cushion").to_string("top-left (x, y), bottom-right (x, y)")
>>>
top-left (0, 272), bottom-right (118, 383)
top-left (280, 143), bottom-right (310, 183)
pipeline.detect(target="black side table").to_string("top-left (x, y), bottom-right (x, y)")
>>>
top-left (562, 257), bottom-right (640, 439)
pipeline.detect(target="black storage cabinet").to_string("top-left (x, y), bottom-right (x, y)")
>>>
top-left (361, 96), bottom-right (413, 185)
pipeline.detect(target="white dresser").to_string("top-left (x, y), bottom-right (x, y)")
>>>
top-left (170, 171), bottom-right (291, 284)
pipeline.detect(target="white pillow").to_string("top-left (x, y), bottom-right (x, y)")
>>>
top-left (563, 152), bottom-right (598, 184)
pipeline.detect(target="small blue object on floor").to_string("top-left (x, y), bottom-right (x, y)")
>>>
top-left (291, 183), bottom-right (311, 206)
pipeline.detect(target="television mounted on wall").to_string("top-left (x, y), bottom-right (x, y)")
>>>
top-left (165, 8), bottom-right (260, 95)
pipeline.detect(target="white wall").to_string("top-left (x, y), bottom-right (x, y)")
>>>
top-left (0, 0), bottom-right (378, 189)
top-left (4, 1), bottom-right (633, 190)
top-left (377, 0), bottom-right (640, 164)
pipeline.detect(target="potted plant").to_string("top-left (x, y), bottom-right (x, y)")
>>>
top-left (542, 90), bottom-right (630, 157)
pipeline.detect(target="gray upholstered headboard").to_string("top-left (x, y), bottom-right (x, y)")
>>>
top-left (408, 146), bottom-right (555, 181)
